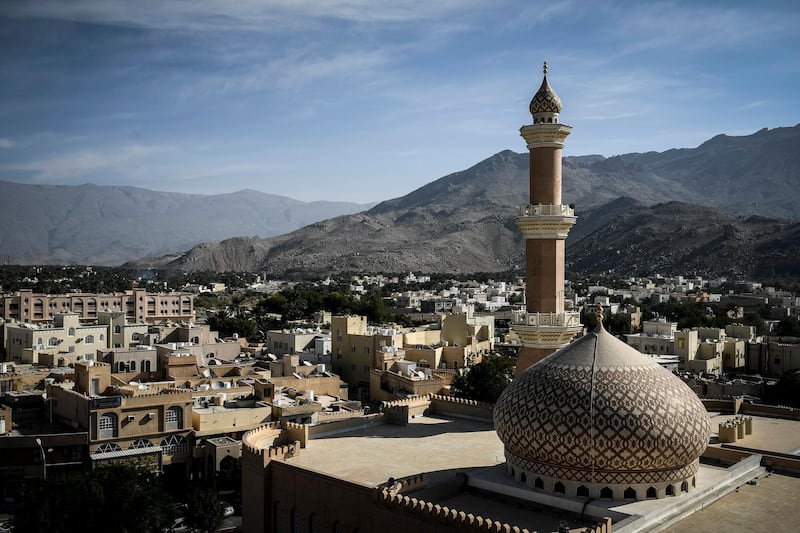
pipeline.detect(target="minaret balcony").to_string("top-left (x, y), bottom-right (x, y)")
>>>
top-left (511, 311), bottom-right (582, 349)
top-left (515, 204), bottom-right (576, 239)
top-left (512, 310), bottom-right (581, 328)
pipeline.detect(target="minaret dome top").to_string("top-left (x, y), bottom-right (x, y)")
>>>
top-left (529, 61), bottom-right (563, 118)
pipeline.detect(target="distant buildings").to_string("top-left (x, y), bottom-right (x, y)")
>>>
top-left (0, 288), bottom-right (194, 325)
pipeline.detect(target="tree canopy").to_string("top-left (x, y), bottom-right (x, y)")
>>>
top-left (15, 463), bottom-right (174, 533)
top-left (450, 356), bottom-right (514, 403)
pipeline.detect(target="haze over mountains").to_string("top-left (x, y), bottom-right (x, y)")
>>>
top-left (0, 183), bottom-right (371, 265)
top-left (4, 125), bottom-right (800, 279)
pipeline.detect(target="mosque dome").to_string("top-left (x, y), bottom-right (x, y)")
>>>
top-left (529, 62), bottom-right (563, 115)
top-left (493, 322), bottom-right (711, 498)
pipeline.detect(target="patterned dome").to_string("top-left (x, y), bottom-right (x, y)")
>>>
top-left (493, 324), bottom-right (711, 488)
top-left (529, 62), bottom-right (562, 115)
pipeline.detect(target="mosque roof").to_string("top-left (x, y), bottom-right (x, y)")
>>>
top-left (493, 322), bottom-right (711, 485)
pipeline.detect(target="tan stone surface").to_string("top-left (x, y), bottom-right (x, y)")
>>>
top-left (290, 415), bottom-right (504, 487)
top-left (665, 473), bottom-right (800, 533)
top-left (709, 413), bottom-right (800, 453)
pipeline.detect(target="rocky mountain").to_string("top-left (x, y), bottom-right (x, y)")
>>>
top-left (128, 125), bottom-right (800, 279)
top-left (0, 182), bottom-right (371, 265)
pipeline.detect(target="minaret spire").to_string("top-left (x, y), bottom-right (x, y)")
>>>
top-left (512, 63), bottom-right (581, 375)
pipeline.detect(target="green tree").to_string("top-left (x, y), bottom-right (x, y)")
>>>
top-left (450, 356), bottom-right (514, 403)
top-left (183, 486), bottom-right (225, 533)
top-left (15, 463), bottom-right (174, 533)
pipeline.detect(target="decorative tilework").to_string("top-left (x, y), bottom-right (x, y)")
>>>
top-left (529, 75), bottom-right (562, 114)
top-left (493, 326), bottom-right (711, 492)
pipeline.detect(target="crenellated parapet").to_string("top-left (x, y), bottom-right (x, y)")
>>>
top-left (429, 394), bottom-right (494, 409)
top-left (378, 489), bottom-right (537, 532)
top-left (377, 473), bottom-right (427, 496)
top-left (381, 395), bottom-right (432, 409)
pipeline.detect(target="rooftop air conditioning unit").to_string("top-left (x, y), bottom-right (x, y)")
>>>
top-left (126, 415), bottom-right (136, 422)
top-left (147, 412), bottom-right (156, 419)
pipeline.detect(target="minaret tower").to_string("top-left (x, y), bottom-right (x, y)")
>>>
top-left (513, 62), bottom-right (581, 375)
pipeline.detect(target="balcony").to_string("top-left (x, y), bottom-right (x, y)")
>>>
top-left (512, 311), bottom-right (582, 328)
top-left (516, 204), bottom-right (574, 217)
top-left (515, 204), bottom-right (576, 239)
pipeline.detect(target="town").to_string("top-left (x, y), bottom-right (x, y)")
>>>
top-left (1, 265), bottom-right (798, 531)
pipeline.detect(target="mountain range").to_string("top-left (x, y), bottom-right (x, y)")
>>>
top-left (125, 125), bottom-right (800, 279)
top-left (0, 182), bottom-right (371, 265)
top-left (4, 124), bottom-right (800, 279)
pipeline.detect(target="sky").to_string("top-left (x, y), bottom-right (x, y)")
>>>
top-left (0, 1), bottom-right (798, 204)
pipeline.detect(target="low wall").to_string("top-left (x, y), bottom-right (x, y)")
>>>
top-left (308, 413), bottom-right (386, 438)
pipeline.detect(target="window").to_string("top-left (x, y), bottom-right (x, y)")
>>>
top-left (85, 335), bottom-right (95, 344)
top-left (666, 484), bottom-right (675, 496)
top-left (577, 485), bottom-right (589, 497)
top-left (129, 360), bottom-right (136, 371)
top-left (520, 473), bottom-right (527, 484)
top-left (68, 327), bottom-right (75, 336)
top-left (624, 487), bottom-right (636, 499)
top-left (647, 487), bottom-right (657, 499)
top-left (681, 481), bottom-right (689, 493)
top-left (114, 325), bottom-right (121, 334)
top-left (534, 478), bottom-right (544, 490)
top-left (166, 406), bottom-right (183, 430)
top-left (160, 435), bottom-right (188, 455)
top-left (99, 413), bottom-right (118, 438)
top-left (554, 482), bottom-right (565, 494)
top-left (600, 487), bottom-right (613, 499)
top-left (143, 360), bottom-right (151, 372)
top-left (129, 439), bottom-right (154, 449)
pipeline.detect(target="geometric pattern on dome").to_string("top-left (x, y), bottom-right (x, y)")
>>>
top-left (494, 326), bottom-right (711, 486)
top-left (529, 63), bottom-right (562, 115)
top-left (506, 451), bottom-right (700, 486)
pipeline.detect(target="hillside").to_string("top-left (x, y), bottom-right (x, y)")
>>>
top-left (130, 125), bottom-right (800, 279)
top-left (0, 182), bottom-right (371, 265)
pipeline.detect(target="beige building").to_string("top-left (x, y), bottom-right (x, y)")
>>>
top-left (48, 360), bottom-right (194, 472)
top-left (4, 312), bottom-right (147, 365)
top-left (331, 316), bottom-right (404, 400)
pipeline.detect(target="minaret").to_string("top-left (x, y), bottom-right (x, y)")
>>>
top-left (513, 62), bottom-right (581, 375)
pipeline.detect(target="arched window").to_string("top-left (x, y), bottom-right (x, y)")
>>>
top-left (85, 335), bottom-right (95, 344)
top-left (166, 406), bottom-right (183, 430)
top-left (48, 337), bottom-right (59, 346)
top-left (624, 487), bottom-right (636, 499)
top-left (117, 362), bottom-right (127, 372)
top-left (114, 325), bottom-right (121, 334)
top-left (129, 360), bottom-right (136, 371)
top-left (68, 327), bottom-right (75, 336)
top-left (100, 334), bottom-right (105, 341)
top-left (129, 439), bottom-right (154, 449)
top-left (143, 360), bottom-right (151, 372)
top-left (647, 487), bottom-right (657, 499)
top-left (95, 442), bottom-right (122, 454)
top-left (577, 485), bottom-right (589, 497)
top-left (511, 467), bottom-right (515, 478)
top-left (520, 473), bottom-right (527, 484)
top-left (160, 435), bottom-right (188, 455)
top-left (600, 487), bottom-right (613, 499)
top-left (681, 481), bottom-right (689, 493)
top-left (692, 476), bottom-right (696, 488)
top-left (534, 477), bottom-right (544, 490)
top-left (666, 485), bottom-right (675, 496)
top-left (99, 413), bottom-right (118, 438)
top-left (554, 482), bottom-right (565, 494)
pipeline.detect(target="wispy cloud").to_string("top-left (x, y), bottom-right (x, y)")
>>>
top-left (1, 143), bottom-right (167, 183)
top-left (0, 138), bottom-right (14, 149)
top-left (3, 0), bottom-right (479, 30)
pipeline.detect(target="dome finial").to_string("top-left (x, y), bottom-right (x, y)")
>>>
top-left (543, 61), bottom-right (548, 76)
top-left (596, 303), bottom-right (604, 324)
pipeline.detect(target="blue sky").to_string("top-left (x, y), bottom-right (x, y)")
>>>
top-left (0, 1), bottom-right (798, 203)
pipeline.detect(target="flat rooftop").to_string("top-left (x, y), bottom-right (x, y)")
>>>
top-left (708, 412), bottom-right (800, 454)
top-left (292, 414), bottom-right (504, 487)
